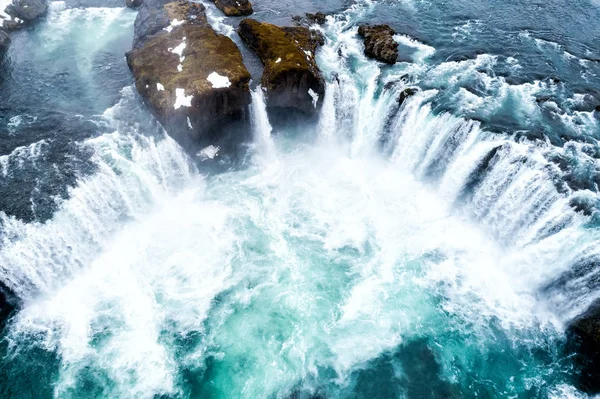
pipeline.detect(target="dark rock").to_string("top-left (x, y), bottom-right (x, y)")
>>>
top-left (0, 30), bottom-right (9, 55)
top-left (0, 281), bottom-right (17, 327)
top-left (132, 0), bottom-right (172, 49)
top-left (305, 12), bottom-right (327, 25)
top-left (595, 105), bottom-right (600, 112)
top-left (209, 0), bottom-right (252, 16)
top-left (567, 300), bottom-right (600, 394)
top-left (358, 24), bottom-right (398, 65)
top-left (127, 1), bottom-right (252, 145)
top-left (238, 18), bottom-right (325, 114)
top-left (7, 0), bottom-right (48, 21)
top-left (398, 87), bottom-right (418, 106)
top-left (126, 0), bottom-right (143, 8)
top-left (536, 96), bottom-right (552, 103)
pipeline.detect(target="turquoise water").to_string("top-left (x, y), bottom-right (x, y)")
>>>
top-left (1, 0), bottom-right (600, 398)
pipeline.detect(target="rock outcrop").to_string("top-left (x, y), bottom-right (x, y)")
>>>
top-left (0, 30), bottom-right (9, 55)
top-left (126, 0), bottom-right (143, 8)
top-left (567, 301), bottom-right (600, 394)
top-left (1, 0), bottom-right (48, 31)
top-left (358, 24), bottom-right (398, 65)
top-left (209, 0), bottom-right (252, 16)
top-left (238, 18), bottom-right (325, 114)
top-left (305, 12), bottom-right (327, 25)
top-left (127, 0), bottom-right (252, 145)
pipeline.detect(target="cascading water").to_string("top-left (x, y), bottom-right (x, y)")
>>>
top-left (1, 0), bottom-right (600, 398)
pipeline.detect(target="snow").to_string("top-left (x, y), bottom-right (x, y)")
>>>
top-left (157, 83), bottom-right (165, 91)
top-left (174, 88), bottom-right (193, 109)
top-left (169, 38), bottom-right (186, 67)
top-left (308, 88), bottom-right (319, 108)
top-left (187, 117), bottom-right (193, 130)
top-left (207, 72), bottom-right (231, 88)
top-left (275, 58), bottom-right (282, 63)
top-left (163, 18), bottom-right (185, 33)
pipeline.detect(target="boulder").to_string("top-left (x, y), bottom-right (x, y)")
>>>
top-left (0, 30), bottom-right (9, 55)
top-left (238, 18), bottom-right (325, 114)
top-left (126, 0), bottom-right (143, 8)
top-left (305, 12), bottom-right (327, 25)
top-left (398, 87), bottom-right (418, 106)
top-left (567, 300), bottom-right (600, 394)
top-left (127, 1), bottom-right (251, 145)
top-left (209, 0), bottom-right (252, 16)
top-left (6, 0), bottom-right (48, 22)
top-left (358, 24), bottom-right (398, 65)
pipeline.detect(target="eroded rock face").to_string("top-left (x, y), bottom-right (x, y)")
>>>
top-left (567, 301), bottom-right (600, 394)
top-left (358, 24), bottom-right (398, 65)
top-left (127, 1), bottom-right (251, 145)
top-left (238, 18), bottom-right (325, 114)
top-left (210, 0), bottom-right (252, 16)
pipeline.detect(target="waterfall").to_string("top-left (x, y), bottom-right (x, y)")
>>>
top-left (250, 86), bottom-right (276, 161)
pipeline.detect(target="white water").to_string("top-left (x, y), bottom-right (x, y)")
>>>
top-left (1, 2), bottom-right (599, 398)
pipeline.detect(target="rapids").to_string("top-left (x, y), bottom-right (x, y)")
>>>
top-left (0, 0), bottom-right (599, 398)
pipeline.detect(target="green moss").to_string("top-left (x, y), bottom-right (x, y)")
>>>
top-left (238, 18), bottom-right (319, 90)
top-left (127, 2), bottom-right (250, 119)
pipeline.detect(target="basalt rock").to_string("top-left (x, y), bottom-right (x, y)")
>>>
top-left (209, 0), bottom-right (253, 16)
top-left (567, 300), bottom-right (600, 394)
top-left (238, 18), bottom-right (325, 114)
top-left (126, 0), bottom-right (143, 8)
top-left (127, 1), bottom-right (251, 145)
top-left (358, 24), bottom-right (398, 65)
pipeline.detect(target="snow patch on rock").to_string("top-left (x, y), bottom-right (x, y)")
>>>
top-left (207, 72), bottom-right (231, 88)
top-left (164, 18), bottom-right (185, 33)
top-left (174, 88), bottom-right (193, 109)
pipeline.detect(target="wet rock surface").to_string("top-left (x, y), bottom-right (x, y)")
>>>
top-left (238, 18), bottom-right (325, 114)
top-left (567, 301), bottom-right (600, 394)
top-left (358, 24), bottom-right (398, 65)
top-left (125, 0), bottom-right (143, 8)
top-left (7, 0), bottom-right (48, 22)
top-left (209, 0), bottom-right (253, 16)
top-left (127, 1), bottom-right (251, 146)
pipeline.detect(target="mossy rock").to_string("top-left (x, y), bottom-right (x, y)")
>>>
top-left (210, 0), bottom-right (253, 16)
top-left (358, 24), bottom-right (398, 65)
top-left (127, 1), bottom-right (251, 145)
top-left (238, 18), bottom-right (325, 114)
